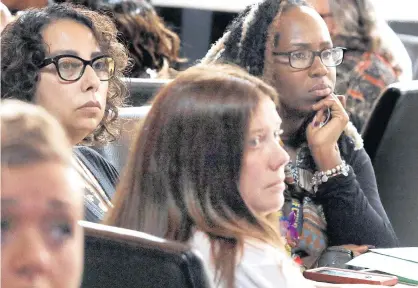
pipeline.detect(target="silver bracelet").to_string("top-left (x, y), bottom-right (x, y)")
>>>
top-left (312, 160), bottom-right (350, 192)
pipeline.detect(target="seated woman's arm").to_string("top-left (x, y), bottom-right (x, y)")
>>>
top-left (315, 140), bottom-right (399, 248)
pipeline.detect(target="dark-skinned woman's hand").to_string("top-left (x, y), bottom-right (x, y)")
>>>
top-left (306, 94), bottom-right (349, 171)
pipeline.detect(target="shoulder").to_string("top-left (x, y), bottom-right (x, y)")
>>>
top-left (238, 241), bottom-right (313, 288)
top-left (73, 146), bottom-right (119, 191)
top-left (191, 232), bottom-right (313, 288)
top-left (74, 146), bottom-right (114, 170)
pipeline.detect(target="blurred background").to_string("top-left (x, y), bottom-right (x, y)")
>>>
top-left (151, 0), bottom-right (418, 68)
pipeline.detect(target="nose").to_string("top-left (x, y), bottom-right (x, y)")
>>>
top-left (80, 65), bottom-right (101, 92)
top-left (269, 140), bottom-right (290, 171)
top-left (308, 55), bottom-right (328, 78)
top-left (10, 228), bottom-right (51, 281)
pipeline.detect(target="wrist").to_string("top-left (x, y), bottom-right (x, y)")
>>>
top-left (310, 144), bottom-right (342, 171)
top-left (312, 160), bottom-right (350, 192)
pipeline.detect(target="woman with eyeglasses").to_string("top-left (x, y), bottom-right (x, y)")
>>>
top-left (202, 0), bottom-right (398, 269)
top-left (1, 3), bottom-right (129, 223)
top-left (307, 0), bottom-right (407, 130)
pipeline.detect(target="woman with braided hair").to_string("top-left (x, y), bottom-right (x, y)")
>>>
top-left (203, 0), bottom-right (398, 269)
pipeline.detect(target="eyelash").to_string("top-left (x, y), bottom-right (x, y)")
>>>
top-left (1, 219), bottom-right (11, 244)
top-left (50, 222), bottom-right (73, 244)
top-left (0, 218), bottom-right (73, 246)
top-left (249, 129), bottom-right (283, 147)
top-left (1, 219), bottom-right (10, 231)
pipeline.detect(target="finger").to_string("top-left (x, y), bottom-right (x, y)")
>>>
top-left (313, 96), bottom-right (346, 114)
top-left (310, 107), bottom-right (327, 128)
top-left (312, 98), bottom-right (337, 111)
top-left (353, 251), bottom-right (362, 257)
top-left (322, 107), bottom-right (331, 123)
top-left (351, 245), bottom-right (370, 257)
top-left (355, 245), bottom-right (370, 254)
top-left (336, 94), bottom-right (346, 108)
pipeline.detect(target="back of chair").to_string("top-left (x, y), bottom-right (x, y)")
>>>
top-left (398, 34), bottom-right (418, 80)
top-left (124, 78), bottom-right (170, 106)
top-left (362, 81), bottom-right (418, 246)
top-left (388, 20), bottom-right (418, 37)
top-left (81, 221), bottom-right (212, 288)
top-left (93, 106), bottom-right (151, 173)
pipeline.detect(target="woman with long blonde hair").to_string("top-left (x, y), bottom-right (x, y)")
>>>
top-left (104, 64), bottom-right (317, 287)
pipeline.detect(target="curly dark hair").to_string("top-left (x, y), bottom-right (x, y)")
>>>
top-left (202, 0), bottom-right (308, 77)
top-left (62, 0), bottom-right (186, 78)
top-left (1, 3), bottom-right (129, 145)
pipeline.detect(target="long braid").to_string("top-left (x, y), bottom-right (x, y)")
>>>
top-left (201, 6), bottom-right (252, 65)
top-left (238, 3), bottom-right (259, 63)
top-left (237, 0), bottom-right (287, 76)
top-left (200, 31), bottom-right (231, 64)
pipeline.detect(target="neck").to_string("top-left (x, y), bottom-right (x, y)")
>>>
top-left (67, 130), bottom-right (88, 147)
top-left (279, 106), bottom-right (307, 144)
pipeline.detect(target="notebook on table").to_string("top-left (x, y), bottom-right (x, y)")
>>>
top-left (346, 248), bottom-right (418, 285)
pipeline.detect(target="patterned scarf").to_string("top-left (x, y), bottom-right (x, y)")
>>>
top-left (279, 143), bottom-right (328, 268)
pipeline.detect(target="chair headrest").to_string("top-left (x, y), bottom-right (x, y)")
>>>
top-left (118, 105), bottom-right (151, 120)
top-left (80, 221), bottom-right (213, 288)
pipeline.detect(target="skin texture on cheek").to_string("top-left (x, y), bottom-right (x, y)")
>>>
top-left (1, 163), bottom-right (84, 288)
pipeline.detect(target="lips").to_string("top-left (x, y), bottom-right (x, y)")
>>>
top-left (265, 179), bottom-right (285, 190)
top-left (79, 100), bottom-right (102, 110)
top-left (309, 83), bottom-right (332, 97)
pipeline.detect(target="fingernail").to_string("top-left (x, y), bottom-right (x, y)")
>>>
top-left (367, 245), bottom-right (375, 249)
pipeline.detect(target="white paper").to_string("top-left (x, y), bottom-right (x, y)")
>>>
top-left (346, 252), bottom-right (418, 282)
top-left (370, 248), bottom-right (418, 263)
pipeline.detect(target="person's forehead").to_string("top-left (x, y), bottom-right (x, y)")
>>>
top-left (41, 19), bottom-right (99, 53)
top-left (1, 163), bottom-right (82, 209)
top-left (271, 6), bottom-right (331, 46)
top-left (249, 97), bottom-right (280, 129)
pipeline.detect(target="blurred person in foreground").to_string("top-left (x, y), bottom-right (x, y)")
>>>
top-left (1, 100), bottom-right (84, 288)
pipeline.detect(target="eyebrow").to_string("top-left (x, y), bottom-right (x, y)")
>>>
top-left (48, 199), bottom-right (71, 210)
top-left (48, 50), bottom-right (104, 59)
top-left (249, 128), bottom-right (265, 135)
top-left (1, 198), bottom-right (18, 207)
top-left (288, 41), bottom-right (333, 49)
top-left (249, 121), bottom-right (282, 134)
top-left (1, 198), bottom-right (70, 210)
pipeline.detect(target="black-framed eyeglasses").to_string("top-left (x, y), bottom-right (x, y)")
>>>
top-left (272, 47), bottom-right (346, 69)
top-left (38, 54), bottom-right (115, 81)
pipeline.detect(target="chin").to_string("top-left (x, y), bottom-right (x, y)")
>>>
top-left (261, 194), bottom-right (285, 216)
top-left (276, 192), bottom-right (285, 211)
